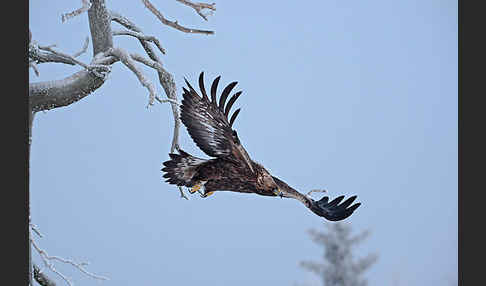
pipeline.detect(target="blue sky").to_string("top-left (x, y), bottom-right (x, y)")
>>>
top-left (29, 1), bottom-right (457, 285)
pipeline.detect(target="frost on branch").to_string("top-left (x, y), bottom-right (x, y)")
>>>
top-left (30, 224), bottom-right (109, 286)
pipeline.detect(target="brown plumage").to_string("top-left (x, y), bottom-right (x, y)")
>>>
top-left (162, 72), bottom-right (360, 221)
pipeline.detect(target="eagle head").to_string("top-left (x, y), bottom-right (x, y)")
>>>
top-left (255, 166), bottom-right (279, 194)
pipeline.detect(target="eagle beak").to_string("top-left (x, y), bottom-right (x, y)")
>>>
top-left (273, 188), bottom-right (283, 198)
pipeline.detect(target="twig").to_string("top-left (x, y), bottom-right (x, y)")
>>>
top-left (29, 35), bottom-right (90, 68)
top-left (31, 238), bottom-right (109, 286)
top-left (141, 0), bottom-right (214, 35)
top-left (72, 37), bottom-right (90, 58)
top-left (30, 223), bottom-right (43, 238)
top-left (37, 44), bottom-right (111, 79)
top-left (29, 61), bottom-right (40, 76)
top-left (29, 42), bottom-right (76, 66)
top-left (39, 45), bottom-right (90, 69)
top-left (130, 54), bottom-right (181, 105)
top-left (176, 0), bottom-right (216, 21)
top-left (113, 30), bottom-right (166, 54)
top-left (155, 96), bottom-right (178, 104)
top-left (31, 239), bottom-right (73, 286)
top-left (179, 186), bottom-right (189, 200)
top-left (34, 264), bottom-right (57, 286)
top-left (306, 189), bottom-right (327, 197)
top-left (29, 227), bottom-right (34, 286)
top-left (61, 0), bottom-right (92, 23)
top-left (129, 53), bottom-right (164, 71)
top-left (110, 11), bottom-right (142, 33)
top-left (108, 47), bottom-right (157, 107)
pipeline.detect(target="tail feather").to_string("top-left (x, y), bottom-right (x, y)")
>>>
top-left (161, 150), bottom-right (207, 187)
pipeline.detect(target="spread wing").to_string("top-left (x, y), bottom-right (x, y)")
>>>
top-left (272, 176), bottom-right (361, 221)
top-left (180, 72), bottom-right (255, 172)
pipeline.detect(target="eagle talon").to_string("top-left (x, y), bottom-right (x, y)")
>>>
top-left (189, 183), bottom-right (202, 194)
top-left (200, 191), bottom-right (214, 198)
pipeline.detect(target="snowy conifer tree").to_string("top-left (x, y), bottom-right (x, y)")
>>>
top-left (300, 222), bottom-right (378, 286)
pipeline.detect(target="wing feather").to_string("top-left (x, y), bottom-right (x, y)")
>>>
top-left (219, 81), bottom-right (238, 112)
top-left (229, 108), bottom-right (241, 128)
top-left (225, 91), bottom-right (242, 117)
top-left (210, 76), bottom-right (221, 105)
top-left (181, 72), bottom-right (254, 172)
top-left (184, 77), bottom-right (199, 98)
top-left (272, 176), bottom-right (361, 221)
top-left (198, 72), bottom-right (209, 102)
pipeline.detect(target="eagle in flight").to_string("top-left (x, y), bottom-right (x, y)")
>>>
top-left (162, 72), bottom-right (361, 221)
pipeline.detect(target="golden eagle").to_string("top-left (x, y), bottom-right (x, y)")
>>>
top-left (162, 72), bottom-right (360, 221)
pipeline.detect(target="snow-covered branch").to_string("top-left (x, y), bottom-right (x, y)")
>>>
top-left (176, 0), bottom-right (216, 21)
top-left (142, 0), bottom-right (215, 35)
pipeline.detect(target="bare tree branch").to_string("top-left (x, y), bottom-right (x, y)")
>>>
top-left (29, 226), bottom-right (34, 286)
top-left (34, 264), bottom-right (57, 286)
top-left (130, 53), bottom-right (164, 71)
top-left (110, 11), bottom-right (182, 154)
top-left (29, 0), bottom-right (114, 112)
top-left (29, 43), bottom-right (76, 66)
top-left (31, 236), bottom-right (109, 286)
top-left (176, 0), bottom-right (216, 21)
top-left (108, 47), bottom-right (157, 107)
top-left (31, 42), bottom-right (110, 79)
top-left (38, 45), bottom-right (92, 70)
top-left (113, 29), bottom-right (166, 54)
top-left (29, 68), bottom-right (108, 112)
top-left (129, 54), bottom-right (180, 103)
top-left (61, 0), bottom-right (92, 23)
top-left (30, 223), bottom-right (43, 238)
top-left (31, 239), bottom-right (73, 286)
top-left (72, 37), bottom-right (90, 58)
top-left (29, 34), bottom-right (89, 72)
top-left (29, 61), bottom-right (40, 76)
top-left (141, 0), bottom-right (214, 35)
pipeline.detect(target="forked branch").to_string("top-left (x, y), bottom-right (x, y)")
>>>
top-left (34, 264), bottom-right (57, 286)
top-left (107, 47), bottom-right (157, 107)
top-left (72, 37), bottom-right (90, 58)
top-left (141, 0), bottom-right (214, 35)
top-left (113, 30), bottom-right (166, 54)
top-left (31, 237), bottom-right (109, 286)
top-left (61, 0), bottom-right (92, 23)
top-left (176, 0), bottom-right (216, 21)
